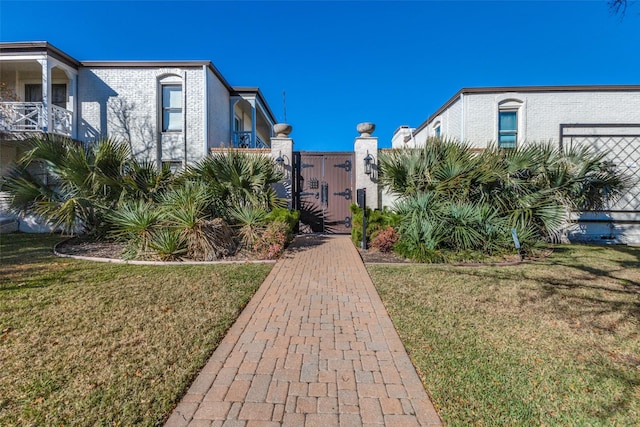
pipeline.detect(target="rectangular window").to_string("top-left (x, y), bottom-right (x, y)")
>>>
top-left (498, 111), bottom-right (517, 148)
top-left (435, 125), bottom-right (441, 138)
top-left (162, 85), bottom-right (182, 132)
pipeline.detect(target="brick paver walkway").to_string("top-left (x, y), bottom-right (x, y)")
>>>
top-left (166, 234), bottom-right (442, 426)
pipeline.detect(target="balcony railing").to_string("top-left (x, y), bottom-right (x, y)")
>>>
top-left (232, 131), bottom-right (269, 149)
top-left (0, 102), bottom-right (72, 137)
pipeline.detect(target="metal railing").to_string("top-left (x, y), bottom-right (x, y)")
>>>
top-left (232, 131), bottom-right (270, 149)
top-left (0, 102), bottom-right (72, 137)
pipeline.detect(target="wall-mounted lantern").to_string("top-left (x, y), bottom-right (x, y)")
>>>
top-left (363, 151), bottom-right (374, 175)
top-left (275, 151), bottom-right (289, 178)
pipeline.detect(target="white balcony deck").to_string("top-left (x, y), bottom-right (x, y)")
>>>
top-left (0, 102), bottom-right (72, 137)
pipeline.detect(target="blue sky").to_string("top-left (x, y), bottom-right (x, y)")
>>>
top-left (0, 1), bottom-right (638, 150)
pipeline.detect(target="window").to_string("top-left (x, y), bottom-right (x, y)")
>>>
top-left (24, 83), bottom-right (67, 107)
top-left (162, 84), bottom-right (182, 132)
top-left (434, 125), bottom-right (441, 138)
top-left (498, 110), bottom-right (517, 148)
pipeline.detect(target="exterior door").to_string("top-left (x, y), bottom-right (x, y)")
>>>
top-left (294, 152), bottom-right (353, 233)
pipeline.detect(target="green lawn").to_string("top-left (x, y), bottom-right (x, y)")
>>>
top-left (369, 245), bottom-right (640, 426)
top-left (0, 233), bottom-right (271, 426)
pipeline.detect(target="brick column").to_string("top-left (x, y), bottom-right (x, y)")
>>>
top-left (354, 122), bottom-right (379, 210)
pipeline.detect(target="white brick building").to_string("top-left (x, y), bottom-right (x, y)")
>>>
top-left (0, 41), bottom-right (278, 232)
top-left (393, 85), bottom-right (640, 243)
top-left (0, 41), bottom-right (278, 173)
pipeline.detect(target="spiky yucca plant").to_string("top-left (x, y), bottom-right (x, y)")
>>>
top-left (106, 200), bottom-right (161, 259)
top-left (183, 149), bottom-right (285, 215)
top-left (159, 181), bottom-right (236, 260)
top-left (228, 205), bottom-right (268, 250)
top-left (380, 138), bottom-right (628, 245)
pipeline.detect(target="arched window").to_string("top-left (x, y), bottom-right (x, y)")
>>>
top-left (433, 121), bottom-right (441, 138)
top-left (158, 75), bottom-right (182, 132)
top-left (498, 99), bottom-right (523, 149)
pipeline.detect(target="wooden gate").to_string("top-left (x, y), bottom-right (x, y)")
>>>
top-left (293, 152), bottom-right (354, 233)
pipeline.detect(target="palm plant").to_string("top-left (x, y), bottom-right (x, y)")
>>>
top-left (183, 149), bottom-right (285, 215)
top-left (380, 138), bottom-right (628, 246)
top-left (120, 160), bottom-right (174, 203)
top-left (148, 229), bottom-right (187, 261)
top-left (2, 134), bottom-right (131, 234)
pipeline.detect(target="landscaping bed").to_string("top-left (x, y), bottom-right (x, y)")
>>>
top-left (54, 235), bottom-right (259, 263)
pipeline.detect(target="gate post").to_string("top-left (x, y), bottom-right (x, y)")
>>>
top-left (271, 123), bottom-right (294, 209)
top-left (354, 122), bottom-right (379, 210)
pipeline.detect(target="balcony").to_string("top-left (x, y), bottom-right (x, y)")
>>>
top-left (0, 102), bottom-right (72, 137)
top-left (232, 131), bottom-right (268, 149)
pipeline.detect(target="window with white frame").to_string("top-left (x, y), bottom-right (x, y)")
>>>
top-left (162, 84), bottom-right (182, 132)
top-left (434, 123), bottom-right (441, 138)
top-left (498, 110), bottom-right (517, 148)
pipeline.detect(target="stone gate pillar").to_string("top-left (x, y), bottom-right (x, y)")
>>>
top-left (271, 123), bottom-right (294, 208)
top-left (354, 122), bottom-right (379, 210)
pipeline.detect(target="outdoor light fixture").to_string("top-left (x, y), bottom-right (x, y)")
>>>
top-left (363, 151), bottom-right (374, 175)
top-left (275, 151), bottom-right (289, 178)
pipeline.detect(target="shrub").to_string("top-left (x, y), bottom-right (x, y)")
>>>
top-left (392, 192), bottom-right (534, 263)
top-left (252, 221), bottom-right (289, 260)
top-left (160, 181), bottom-right (235, 260)
top-left (266, 207), bottom-right (300, 243)
top-left (370, 226), bottom-right (399, 252)
top-left (379, 139), bottom-right (630, 243)
top-left (229, 205), bottom-right (268, 250)
top-left (183, 149), bottom-right (285, 215)
top-left (350, 205), bottom-right (399, 247)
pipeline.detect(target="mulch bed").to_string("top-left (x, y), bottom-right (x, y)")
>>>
top-left (56, 235), bottom-right (528, 265)
top-left (357, 247), bottom-right (413, 264)
top-left (54, 236), bottom-right (256, 262)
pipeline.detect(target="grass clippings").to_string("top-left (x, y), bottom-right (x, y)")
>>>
top-left (368, 244), bottom-right (640, 426)
top-left (0, 233), bottom-right (271, 426)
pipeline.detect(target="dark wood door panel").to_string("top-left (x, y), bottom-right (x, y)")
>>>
top-left (296, 152), bottom-right (353, 233)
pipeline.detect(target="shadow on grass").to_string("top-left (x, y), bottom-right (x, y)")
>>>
top-left (0, 233), bottom-right (63, 264)
top-left (0, 233), bottom-right (76, 291)
top-left (418, 245), bottom-right (640, 327)
top-left (590, 362), bottom-right (640, 421)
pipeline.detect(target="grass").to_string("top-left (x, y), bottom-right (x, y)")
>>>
top-left (0, 233), bottom-right (272, 426)
top-left (368, 244), bottom-right (640, 426)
